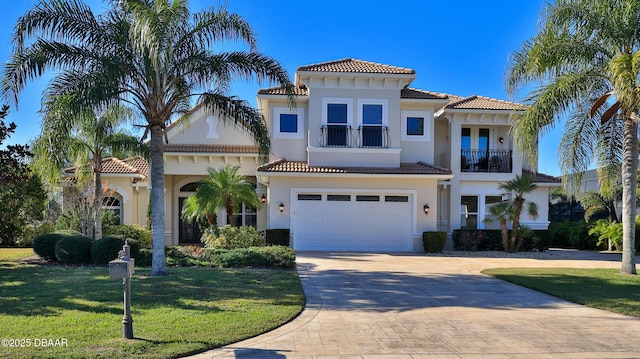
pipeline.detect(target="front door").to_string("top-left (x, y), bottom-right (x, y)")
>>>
top-left (178, 197), bottom-right (202, 244)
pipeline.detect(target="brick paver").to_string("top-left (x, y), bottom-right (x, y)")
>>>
top-left (187, 250), bottom-right (640, 358)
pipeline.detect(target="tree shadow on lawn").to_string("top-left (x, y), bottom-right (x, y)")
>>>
top-left (0, 264), bottom-right (299, 317)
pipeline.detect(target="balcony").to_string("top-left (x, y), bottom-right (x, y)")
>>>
top-left (320, 125), bottom-right (389, 148)
top-left (461, 149), bottom-right (512, 173)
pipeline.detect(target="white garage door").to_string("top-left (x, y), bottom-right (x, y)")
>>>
top-left (293, 192), bottom-right (413, 251)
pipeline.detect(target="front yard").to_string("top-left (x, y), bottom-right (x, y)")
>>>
top-left (0, 248), bottom-right (304, 359)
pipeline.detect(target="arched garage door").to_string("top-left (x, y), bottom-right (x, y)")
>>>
top-left (293, 192), bottom-right (413, 251)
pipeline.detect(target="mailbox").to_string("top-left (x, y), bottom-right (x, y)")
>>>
top-left (109, 257), bottom-right (135, 279)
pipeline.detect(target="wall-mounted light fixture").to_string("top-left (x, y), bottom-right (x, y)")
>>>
top-left (498, 137), bottom-right (504, 144)
top-left (261, 194), bottom-right (267, 204)
top-left (279, 202), bottom-right (285, 213)
top-left (423, 204), bottom-right (430, 215)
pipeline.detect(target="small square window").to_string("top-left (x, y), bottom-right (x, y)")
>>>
top-left (407, 117), bottom-right (424, 136)
top-left (327, 104), bottom-right (348, 124)
top-left (280, 114), bottom-right (298, 133)
top-left (363, 104), bottom-right (383, 125)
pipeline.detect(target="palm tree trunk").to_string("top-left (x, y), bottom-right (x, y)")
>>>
top-left (621, 117), bottom-right (637, 275)
top-left (510, 198), bottom-right (524, 253)
top-left (226, 197), bottom-right (234, 226)
top-left (501, 219), bottom-right (509, 252)
top-left (150, 125), bottom-right (168, 276)
top-left (93, 164), bottom-right (102, 241)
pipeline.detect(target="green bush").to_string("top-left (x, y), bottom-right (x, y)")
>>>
top-left (208, 246), bottom-right (296, 268)
top-left (265, 229), bottom-right (290, 246)
top-left (422, 231), bottom-right (447, 253)
top-left (136, 248), bottom-right (153, 267)
top-left (91, 236), bottom-right (141, 265)
top-left (548, 221), bottom-right (596, 249)
top-left (54, 235), bottom-right (92, 264)
top-left (201, 225), bottom-right (265, 249)
top-left (104, 224), bottom-right (152, 249)
top-left (452, 230), bottom-right (502, 251)
top-left (33, 232), bottom-right (66, 261)
top-left (16, 221), bottom-right (55, 248)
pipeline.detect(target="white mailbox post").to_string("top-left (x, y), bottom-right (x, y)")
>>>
top-left (109, 241), bottom-right (135, 339)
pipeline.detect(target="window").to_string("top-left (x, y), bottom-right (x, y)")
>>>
top-left (356, 195), bottom-right (380, 202)
top-left (484, 195), bottom-right (504, 230)
top-left (357, 99), bottom-right (387, 147)
top-left (460, 196), bottom-right (478, 230)
top-left (385, 195), bottom-right (409, 202)
top-left (461, 128), bottom-right (471, 150)
top-left (321, 98), bottom-right (352, 147)
top-left (280, 114), bottom-right (297, 133)
top-left (102, 196), bottom-right (123, 225)
top-left (232, 203), bottom-right (257, 227)
top-left (298, 194), bottom-right (322, 201)
top-left (401, 111), bottom-right (431, 141)
top-left (327, 194), bottom-right (350, 201)
top-left (406, 117), bottom-right (424, 136)
top-left (273, 107), bottom-right (304, 139)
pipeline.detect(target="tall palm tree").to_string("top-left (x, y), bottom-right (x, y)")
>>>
top-left (498, 175), bottom-right (539, 253)
top-left (506, 0), bottom-right (640, 274)
top-left (181, 165), bottom-right (261, 228)
top-left (32, 98), bottom-right (144, 240)
top-left (2, 0), bottom-right (294, 275)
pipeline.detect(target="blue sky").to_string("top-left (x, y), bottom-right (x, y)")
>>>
top-left (1, 0), bottom-right (562, 175)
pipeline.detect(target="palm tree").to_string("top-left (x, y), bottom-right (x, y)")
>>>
top-left (2, 0), bottom-right (294, 275)
top-left (32, 98), bottom-right (144, 240)
top-left (498, 175), bottom-right (539, 253)
top-left (181, 165), bottom-right (261, 228)
top-left (483, 200), bottom-right (513, 252)
top-left (506, 0), bottom-right (640, 274)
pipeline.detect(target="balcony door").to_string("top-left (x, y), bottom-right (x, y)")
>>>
top-left (461, 128), bottom-right (490, 171)
top-left (326, 103), bottom-right (349, 146)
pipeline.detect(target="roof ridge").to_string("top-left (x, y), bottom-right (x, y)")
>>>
top-left (297, 58), bottom-right (415, 74)
top-left (110, 157), bottom-right (141, 174)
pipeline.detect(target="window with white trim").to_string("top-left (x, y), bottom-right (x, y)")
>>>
top-left (102, 196), bottom-right (123, 225)
top-left (401, 110), bottom-right (432, 141)
top-left (460, 196), bottom-right (478, 230)
top-left (273, 107), bottom-right (304, 139)
top-left (357, 99), bottom-right (388, 147)
top-left (232, 203), bottom-right (257, 227)
top-left (321, 98), bottom-right (353, 147)
top-left (483, 195), bottom-right (505, 230)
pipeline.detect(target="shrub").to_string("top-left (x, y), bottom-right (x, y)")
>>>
top-left (103, 224), bottom-right (152, 249)
top-left (548, 221), bottom-right (596, 249)
top-left (422, 231), bottom-right (447, 253)
top-left (91, 236), bottom-right (141, 265)
top-left (207, 246), bottom-right (296, 268)
top-left (265, 229), bottom-right (290, 246)
top-left (16, 221), bottom-right (55, 248)
top-left (201, 225), bottom-right (265, 249)
top-left (136, 248), bottom-right (152, 267)
top-left (54, 235), bottom-right (92, 264)
top-left (33, 232), bottom-right (66, 261)
top-left (452, 230), bottom-right (502, 251)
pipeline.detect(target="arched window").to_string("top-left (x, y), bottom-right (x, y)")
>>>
top-left (180, 182), bottom-right (198, 192)
top-left (102, 195), bottom-right (123, 225)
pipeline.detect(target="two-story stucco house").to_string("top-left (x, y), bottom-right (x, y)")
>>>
top-left (67, 58), bottom-right (560, 252)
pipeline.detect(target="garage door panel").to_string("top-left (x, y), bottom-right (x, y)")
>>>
top-left (294, 192), bottom-right (412, 252)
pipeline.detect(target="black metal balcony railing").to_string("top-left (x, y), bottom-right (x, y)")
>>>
top-left (320, 125), bottom-right (390, 148)
top-left (461, 149), bottom-right (512, 173)
top-left (320, 125), bottom-right (353, 147)
top-left (357, 126), bottom-right (389, 148)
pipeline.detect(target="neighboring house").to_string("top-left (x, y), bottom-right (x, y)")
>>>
top-left (63, 58), bottom-right (560, 252)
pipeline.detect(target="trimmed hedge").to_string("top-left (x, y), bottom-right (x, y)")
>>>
top-left (157, 245), bottom-right (295, 268)
top-left (103, 224), bottom-right (151, 249)
top-left (91, 236), bottom-right (141, 265)
top-left (33, 232), bottom-right (66, 261)
top-left (202, 225), bottom-right (265, 249)
top-left (265, 229), bottom-right (290, 246)
top-left (54, 235), bottom-right (92, 264)
top-left (422, 231), bottom-right (447, 253)
top-left (452, 229), bottom-right (548, 252)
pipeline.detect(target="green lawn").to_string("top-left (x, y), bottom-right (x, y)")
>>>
top-left (482, 267), bottom-right (640, 317)
top-left (0, 248), bottom-right (304, 359)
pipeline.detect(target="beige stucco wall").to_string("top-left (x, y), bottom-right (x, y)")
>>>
top-left (168, 108), bottom-right (256, 146)
top-left (262, 175), bottom-right (440, 252)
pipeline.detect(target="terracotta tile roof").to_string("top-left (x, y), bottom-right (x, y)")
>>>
top-left (258, 86), bottom-right (309, 96)
top-left (297, 58), bottom-right (416, 75)
top-left (257, 158), bottom-right (451, 175)
top-left (163, 144), bottom-right (259, 154)
top-left (446, 95), bottom-right (525, 111)
top-left (523, 170), bottom-right (561, 183)
top-left (401, 88), bottom-right (449, 100)
top-left (65, 156), bottom-right (148, 178)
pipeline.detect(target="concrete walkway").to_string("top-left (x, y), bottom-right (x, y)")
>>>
top-left (189, 250), bottom-right (640, 358)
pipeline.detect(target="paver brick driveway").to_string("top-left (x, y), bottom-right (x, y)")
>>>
top-left (191, 250), bottom-right (640, 358)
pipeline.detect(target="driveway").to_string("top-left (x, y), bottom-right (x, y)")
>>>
top-left (189, 250), bottom-right (640, 358)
